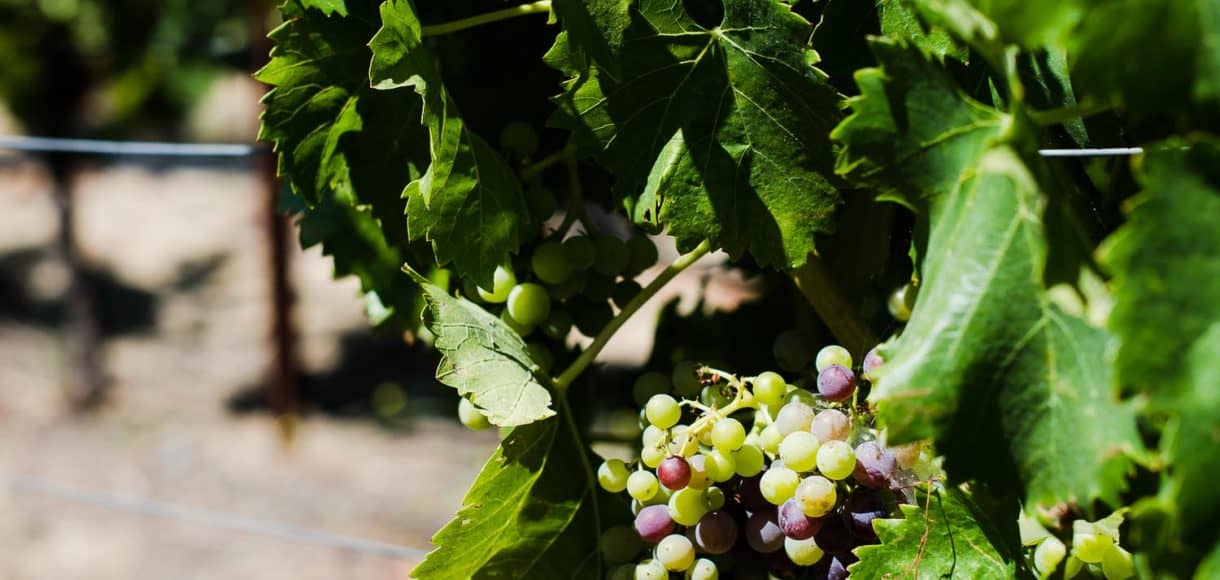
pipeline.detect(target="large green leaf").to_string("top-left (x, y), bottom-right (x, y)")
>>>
top-left (851, 486), bottom-right (1015, 578)
top-left (412, 416), bottom-right (605, 578)
top-left (407, 268), bottom-right (554, 427)
top-left (257, 0), bottom-right (428, 327)
top-left (369, 0), bottom-right (531, 288)
top-left (910, 0), bottom-right (1084, 50)
top-left (550, 0), bottom-right (843, 269)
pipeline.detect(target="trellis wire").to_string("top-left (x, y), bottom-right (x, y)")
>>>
top-left (0, 472), bottom-right (429, 561)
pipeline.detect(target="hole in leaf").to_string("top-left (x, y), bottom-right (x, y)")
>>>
top-left (684, 0), bottom-right (724, 29)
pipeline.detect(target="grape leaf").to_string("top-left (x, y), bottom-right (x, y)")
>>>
top-left (257, 0), bottom-right (428, 328)
top-left (550, 0), bottom-right (844, 269)
top-left (369, 0), bottom-right (531, 288)
top-left (300, 0), bottom-right (348, 17)
top-left (1101, 140), bottom-right (1220, 568)
top-left (851, 486), bottom-right (1015, 578)
top-left (878, 0), bottom-right (965, 61)
top-left (909, 0), bottom-right (1083, 50)
top-left (412, 417), bottom-right (605, 578)
top-left (406, 268), bottom-right (554, 427)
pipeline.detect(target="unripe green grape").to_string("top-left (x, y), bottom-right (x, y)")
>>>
top-left (571, 298), bottom-right (613, 337)
top-left (784, 536), bottom-right (825, 566)
top-left (1033, 536), bottom-right (1066, 578)
top-left (700, 385), bottom-right (735, 409)
top-left (633, 372), bottom-right (672, 406)
top-left (732, 444), bottom-right (765, 477)
top-left (888, 284), bottom-right (913, 321)
top-left (546, 272), bottom-right (585, 301)
top-left (686, 558), bottom-right (718, 580)
top-left (564, 236), bottom-right (597, 271)
top-left (507, 283), bottom-right (552, 326)
top-left (646, 395), bottom-right (682, 429)
top-left (478, 265), bottom-right (516, 303)
top-left (1072, 528), bottom-right (1114, 564)
top-left (752, 372), bottom-right (787, 406)
top-left (711, 418), bottom-right (746, 451)
top-left (458, 398), bottom-right (491, 431)
top-left (608, 564), bottom-right (634, 580)
top-left (816, 440), bottom-right (856, 480)
top-left (600, 525), bottom-right (644, 564)
top-left (705, 486), bottom-right (726, 510)
top-left (582, 274), bottom-right (615, 301)
top-left (641, 446), bottom-right (666, 468)
top-left (526, 342), bottom-right (553, 374)
top-left (541, 309), bottom-right (573, 340)
top-left (598, 459), bottom-right (630, 492)
top-left (815, 345), bottom-right (853, 372)
top-left (498, 121), bottom-right (538, 157)
top-left (628, 470), bottom-right (660, 502)
top-left (779, 431), bottom-right (821, 472)
top-left (500, 308), bottom-right (534, 337)
top-left (594, 235), bottom-right (630, 276)
top-left (668, 487), bottom-right (709, 526)
top-left (642, 425), bottom-right (667, 449)
top-left (612, 280), bottom-right (642, 309)
top-left (794, 476), bottom-right (835, 517)
top-left (686, 455), bottom-right (712, 490)
top-left (671, 361), bottom-right (703, 397)
top-left (634, 559), bottom-right (667, 580)
top-left (655, 534), bottom-right (696, 572)
top-left (759, 466), bottom-right (800, 505)
top-left (703, 450), bottom-right (736, 482)
top-left (1101, 545), bottom-right (1133, 580)
top-left (760, 424), bottom-right (783, 455)
top-left (625, 235), bottom-right (659, 275)
top-left (784, 388), bottom-right (818, 408)
top-left (531, 240), bottom-right (572, 285)
top-left (774, 402), bottom-right (814, 436)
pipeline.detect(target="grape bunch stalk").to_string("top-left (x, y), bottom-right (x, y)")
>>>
top-left (596, 345), bottom-right (942, 579)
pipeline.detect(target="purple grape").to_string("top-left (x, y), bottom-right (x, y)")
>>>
top-left (635, 504), bottom-right (674, 543)
top-left (843, 490), bottom-right (888, 542)
top-left (862, 346), bottom-right (883, 378)
top-left (817, 364), bottom-right (857, 402)
top-left (694, 510), bottom-right (738, 555)
top-left (814, 516), bottom-right (855, 554)
top-left (658, 456), bottom-right (691, 490)
top-left (738, 474), bottom-right (769, 512)
top-left (778, 499), bottom-right (823, 540)
top-left (853, 441), bottom-right (897, 488)
top-left (745, 511), bottom-right (784, 553)
top-left (827, 555), bottom-right (854, 580)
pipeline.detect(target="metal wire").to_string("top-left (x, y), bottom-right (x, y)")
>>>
top-left (0, 472), bottom-right (430, 561)
top-left (0, 136), bottom-right (263, 158)
top-left (1037, 147), bottom-right (1144, 157)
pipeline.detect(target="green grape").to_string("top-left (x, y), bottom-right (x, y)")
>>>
top-left (641, 446), bottom-right (666, 468)
top-left (498, 121), bottom-right (539, 157)
top-left (705, 486), bottom-right (726, 510)
top-left (526, 342), bottom-right (553, 374)
top-left (1033, 536), bottom-right (1066, 578)
top-left (784, 388), bottom-right (818, 408)
top-left (779, 431), bottom-right (821, 472)
top-left (608, 564), bottom-right (634, 580)
top-left (500, 309), bottom-right (534, 337)
top-left (752, 372), bottom-right (787, 407)
top-left (1101, 545), bottom-right (1134, 580)
top-left (612, 280), bottom-right (643, 309)
top-left (668, 487), bottom-right (709, 526)
top-left (816, 439), bottom-right (856, 480)
top-left (598, 459), bottom-right (630, 492)
top-left (815, 345), bottom-right (853, 372)
top-left (1072, 528), bottom-right (1114, 564)
top-left (794, 475), bottom-right (836, 517)
top-left (888, 284), bottom-right (912, 321)
top-left (703, 450), bottom-right (736, 482)
top-left (774, 402), bottom-right (814, 436)
top-left (760, 424), bottom-right (783, 455)
top-left (581, 273), bottom-right (615, 302)
top-left (634, 559), bottom-right (667, 580)
top-left (687, 455), bottom-right (712, 490)
top-left (626, 235), bottom-right (659, 275)
top-left (507, 283), bottom-right (552, 326)
top-left (646, 395), bottom-right (682, 429)
top-left (784, 536), bottom-right (825, 566)
top-left (700, 384), bottom-right (735, 409)
top-left (732, 444), bottom-right (765, 477)
top-left (531, 240), bottom-right (572, 285)
top-left (524, 185), bottom-right (557, 221)
top-left (711, 418), bottom-right (746, 451)
top-left (546, 272), bottom-right (585, 301)
top-left (594, 235), bottom-right (630, 276)
top-left (628, 470), bottom-right (660, 502)
top-left (759, 466), bottom-right (800, 505)
top-left (634, 372), bottom-right (672, 406)
top-left (541, 309), bottom-right (573, 340)
top-left (687, 558), bottom-right (718, 580)
top-left (642, 425), bottom-right (667, 449)
top-left (655, 534), bottom-right (696, 572)
top-left (478, 265), bottom-right (517, 303)
top-left (564, 236), bottom-right (597, 271)
top-left (458, 398), bottom-right (491, 431)
top-left (672, 361), bottom-right (703, 398)
top-left (600, 525), bottom-right (644, 564)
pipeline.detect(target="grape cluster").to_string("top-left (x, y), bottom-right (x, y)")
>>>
top-left (456, 231), bottom-right (659, 430)
top-left (1021, 510), bottom-right (1134, 580)
top-left (597, 345), bottom-right (938, 579)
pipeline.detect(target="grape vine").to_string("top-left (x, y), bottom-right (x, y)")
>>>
top-left (258, 0), bottom-right (1220, 577)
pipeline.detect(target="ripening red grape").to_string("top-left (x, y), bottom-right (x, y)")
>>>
top-left (816, 364), bottom-right (856, 402)
top-left (658, 456), bottom-right (692, 490)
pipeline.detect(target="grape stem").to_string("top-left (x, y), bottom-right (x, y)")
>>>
top-left (676, 367), bottom-right (757, 457)
top-left (552, 239), bottom-right (712, 391)
top-left (420, 1), bottom-right (552, 37)
top-left (553, 155), bottom-right (592, 238)
top-left (521, 144), bottom-right (575, 180)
